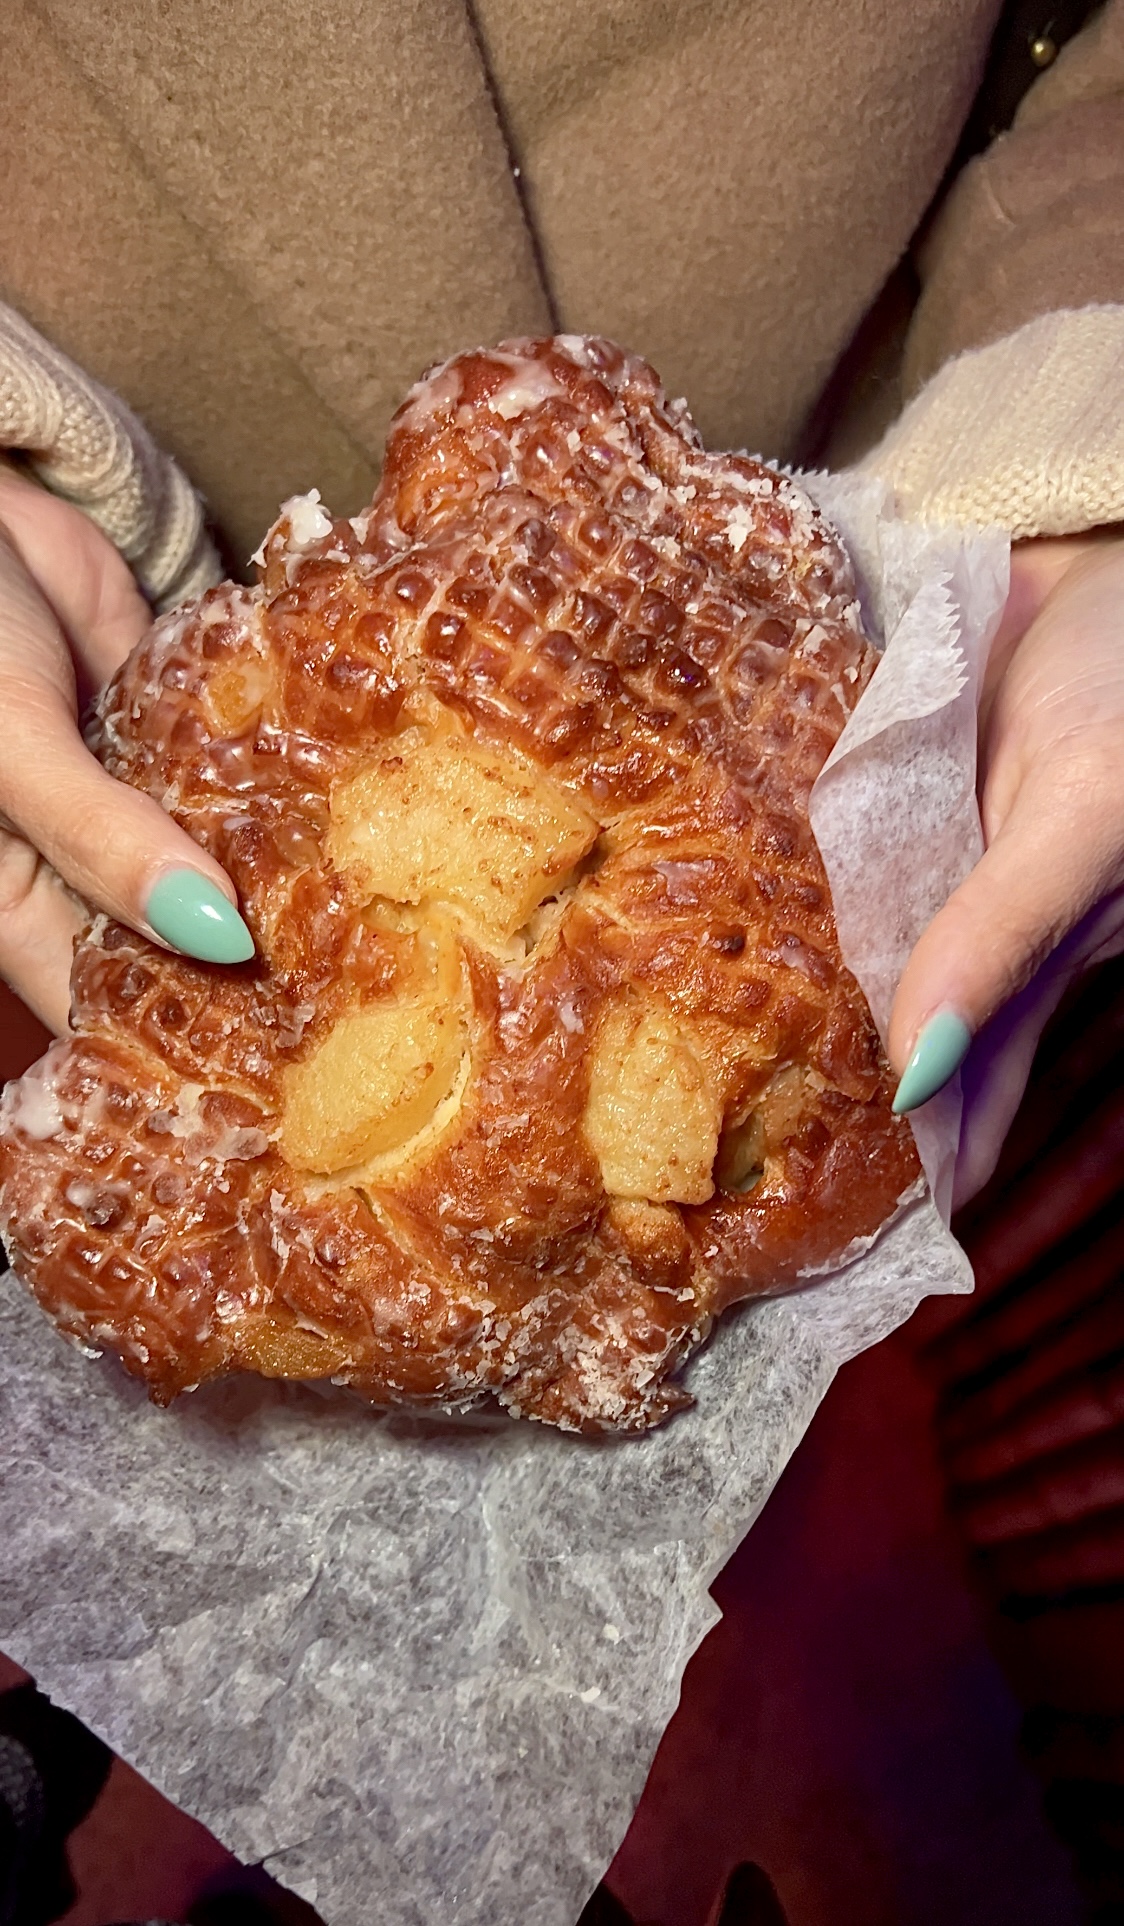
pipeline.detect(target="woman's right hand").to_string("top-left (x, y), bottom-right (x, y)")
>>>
top-left (0, 466), bottom-right (253, 1036)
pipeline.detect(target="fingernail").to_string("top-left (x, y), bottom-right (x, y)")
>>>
top-left (146, 869), bottom-right (255, 965)
top-left (892, 1010), bottom-right (971, 1114)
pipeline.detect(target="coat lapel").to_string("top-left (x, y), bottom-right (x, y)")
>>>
top-left (6, 0), bottom-right (550, 549)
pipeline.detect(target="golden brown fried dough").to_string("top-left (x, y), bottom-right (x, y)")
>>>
top-left (0, 337), bottom-right (920, 1432)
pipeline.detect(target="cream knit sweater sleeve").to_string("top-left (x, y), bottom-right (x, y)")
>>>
top-left (861, 0), bottom-right (1124, 539)
top-left (858, 302), bottom-right (1124, 538)
top-left (0, 299), bottom-right (220, 609)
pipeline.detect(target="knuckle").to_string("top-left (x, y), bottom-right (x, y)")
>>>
top-left (1039, 725), bottom-right (1124, 804)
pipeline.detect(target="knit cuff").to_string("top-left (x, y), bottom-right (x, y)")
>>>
top-left (857, 304), bottom-right (1124, 538)
top-left (0, 300), bottom-right (221, 609)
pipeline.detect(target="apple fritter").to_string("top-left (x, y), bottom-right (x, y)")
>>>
top-left (0, 336), bottom-right (920, 1432)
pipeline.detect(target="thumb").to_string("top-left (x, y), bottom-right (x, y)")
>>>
top-left (888, 737), bottom-right (1124, 1123)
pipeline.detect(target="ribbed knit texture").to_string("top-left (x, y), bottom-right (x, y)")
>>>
top-left (860, 304), bottom-right (1124, 538)
top-left (0, 300), bottom-right (220, 610)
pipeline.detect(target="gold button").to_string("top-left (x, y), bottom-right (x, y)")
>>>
top-left (1029, 32), bottom-right (1058, 67)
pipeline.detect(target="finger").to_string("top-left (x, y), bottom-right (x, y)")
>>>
top-left (0, 700), bottom-right (256, 971)
top-left (0, 469), bottom-right (150, 693)
top-left (888, 741), bottom-right (1124, 1115)
top-left (0, 567), bottom-right (254, 973)
top-left (0, 832), bottom-right (86, 1033)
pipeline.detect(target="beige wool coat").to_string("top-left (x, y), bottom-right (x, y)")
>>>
top-left (1, 0), bottom-right (1123, 593)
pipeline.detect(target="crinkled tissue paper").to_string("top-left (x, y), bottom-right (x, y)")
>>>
top-left (0, 474), bottom-right (1009, 1923)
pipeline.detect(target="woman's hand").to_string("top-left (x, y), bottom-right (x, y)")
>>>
top-left (888, 525), bottom-right (1124, 1205)
top-left (0, 466), bottom-right (252, 1036)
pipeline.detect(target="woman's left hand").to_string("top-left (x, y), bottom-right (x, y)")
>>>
top-left (888, 526), bottom-right (1124, 1206)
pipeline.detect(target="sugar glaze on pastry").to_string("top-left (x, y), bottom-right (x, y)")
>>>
top-left (0, 337), bottom-right (920, 1432)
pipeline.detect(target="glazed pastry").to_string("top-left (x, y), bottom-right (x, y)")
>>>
top-left (0, 336), bottom-right (920, 1432)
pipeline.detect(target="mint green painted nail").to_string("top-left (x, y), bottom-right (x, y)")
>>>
top-left (892, 1010), bottom-right (971, 1114)
top-left (146, 870), bottom-right (255, 965)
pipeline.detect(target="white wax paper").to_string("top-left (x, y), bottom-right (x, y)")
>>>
top-left (0, 477), bottom-right (1008, 1924)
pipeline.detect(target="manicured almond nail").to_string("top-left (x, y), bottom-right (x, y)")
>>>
top-left (892, 1010), bottom-right (971, 1114)
top-left (146, 869), bottom-right (255, 964)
